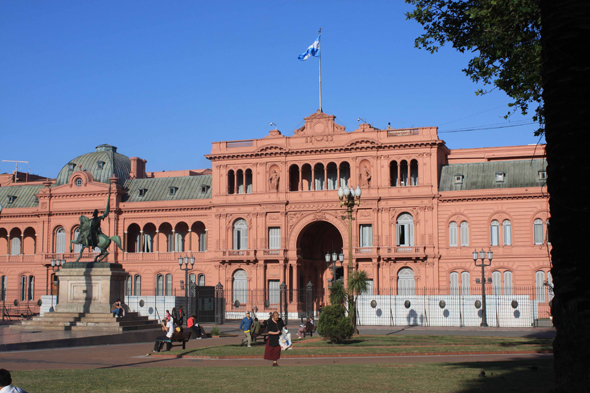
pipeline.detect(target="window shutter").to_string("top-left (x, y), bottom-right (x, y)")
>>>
top-left (461, 271), bottom-right (470, 295)
top-left (460, 222), bottom-right (469, 247)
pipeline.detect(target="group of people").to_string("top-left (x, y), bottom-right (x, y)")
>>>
top-left (239, 311), bottom-right (293, 367)
top-left (152, 307), bottom-right (206, 352)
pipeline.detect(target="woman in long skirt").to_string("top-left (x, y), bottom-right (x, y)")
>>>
top-left (264, 311), bottom-right (284, 366)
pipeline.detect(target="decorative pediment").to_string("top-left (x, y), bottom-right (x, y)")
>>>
top-left (256, 145), bottom-right (287, 154)
top-left (294, 111), bottom-right (346, 137)
top-left (346, 139), bottom-right (382, 148)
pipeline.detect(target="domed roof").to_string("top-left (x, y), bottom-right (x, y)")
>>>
top-left (55, 144), bottom-right (131, 186)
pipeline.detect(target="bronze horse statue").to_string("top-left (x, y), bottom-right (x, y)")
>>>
top-left (70, 183), bottom-right (123, 262)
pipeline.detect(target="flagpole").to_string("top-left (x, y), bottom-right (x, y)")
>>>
top-left (318, 28), bottom-right (322, 113)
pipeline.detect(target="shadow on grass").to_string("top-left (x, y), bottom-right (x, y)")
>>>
top-left (447, 357), bottom-right (554, 393)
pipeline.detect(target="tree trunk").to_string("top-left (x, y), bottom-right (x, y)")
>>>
top-left (541, 1), bottom-right (590, 391)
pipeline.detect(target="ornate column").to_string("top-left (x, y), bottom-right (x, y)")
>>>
top-left (139, 231), bottom-right (144, 253)
top-left (123, 231), bottom-right (128, 253)
top-left (155, 230), bottom-right (159, 253)
top-left (188, 229), bottom-right (192, 252)
top-left (171, 229), bottom-right (176, 253)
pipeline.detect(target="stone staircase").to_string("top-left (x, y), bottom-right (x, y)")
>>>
top-left (11, 312), bottom-right (160, 333)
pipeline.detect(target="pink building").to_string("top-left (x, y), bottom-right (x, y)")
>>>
top-left (0, 111), bottom-right (551, 322)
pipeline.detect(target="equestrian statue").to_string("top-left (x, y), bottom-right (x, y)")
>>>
top-left (70, 183), bottom-right (123, 262)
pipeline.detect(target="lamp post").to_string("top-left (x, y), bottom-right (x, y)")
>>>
top-left (338, 185), bottom-right (361, 290)
top-left (472, 249), bottom-right (493, 327)
top-left (324, 251), bottom-right (345, 287)
top-left (50, 258), bottom-right (64, 312)
top-left (178, 256), bottom-right (195, 314)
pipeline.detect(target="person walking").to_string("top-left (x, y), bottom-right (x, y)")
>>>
top-left (264, 311), bottom-right (284, 366)
top-left (239, 311), bottom-right (253, 347)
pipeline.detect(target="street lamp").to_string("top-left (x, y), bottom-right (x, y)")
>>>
top-left (50, 258), bottom-right (64, 312)
top-left (178, 256), bottom-right (195, 315)
top-left (472, 249), bottom-right (493, 327)
top-left (338, 185), bottom-right (361, 289)
top-left (325, 251), bottom-right (345, 287)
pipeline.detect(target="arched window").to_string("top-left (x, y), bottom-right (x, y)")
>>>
top-left (156, 274), bottom-right (164, 296)
top-left (503, 220), bottom-right (512, 246)
top-left (55, 227), bottom-right (66, 253)
top-left (492, 271), bottom-right (501, 295)
top-left (314, 163), bottom-right (325, 190)
top-left (167, 232), bottom-right (174, 252)
top-left (460, 221), bottom-right (469, 247)
top-left (396, 214), bottom-right (414, 247)
top-left (134, 275), bottom-right (141, 296)
top-left (536, 271), bottom-right (547, 301)
top-left (410, 159), bottom-right (418, 186)
top-left (534, 219), bottom-right (544, 245)
top-left (233, 269), bottom-right (248, 304)
top-left (237, 169), bottom-right (244, 194)
top-left (449, 222), bottom-right (457, 247)
top-left (189, 273), bottom-right (196, 288)
top-left (20, 276), bottom-right (27, 301)
top-left (142, 232), bottom-right (153, 253)
top-left (390, 161), bottom-right (398, 187)
top-left (400, 160), bottom-right (408, 186)
top-left (165, 274), bottom-right (173, 296)
top-left (397, 267), bottom-right (415, 296)
top-left (233, 219), bottom-right (248, 250)
top-left (198, 274), bottom-right (205, 286)
top-left (327, 163), bottom-right (338, 190)
top-left (339, 162), bottom-right (350, 189)
top-left (504, 271), bottom-right (513, 296)
top-left (289, 165), bottom-right (300, 192)
top-left (73, 228), bottom-right (83, 253)
top-left (174, 232), bottom-right (185, 252)
top-left (450, 272), bottom-right (459, 295)
top-left (245, 169), bottom-right (253, 194)
top-left (461, 271), bottom-right (470, 295)
top-left (125, 276), bottom-right (132, 296)
top-left (227, 170), bottom-right (235, 195)
top-left (490, 220), bottom-right (500, 246)
top-left (301, 164), bottom-right (312, 191)
top-left (10, 236), bottom-right (20, 255)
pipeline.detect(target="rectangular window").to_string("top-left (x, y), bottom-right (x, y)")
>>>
top-left (165, 274), bottom-right (173, 296)
top-left (461, 272), bottom-right (470, 295)
top-left (134, 275), bottom-right (141, 296)
top-left (20, 276), bottom-right (27, 301)
top-left (490, 222), bottom-right (499, 246)
top-left (460, 222), bottom-right (469, 247)
top-left (449, 223), bottom-right (457, 247)
top-left (268, 280), bottom-right (280, 304)
top-left (362, 279), bottom-right (374, 296)
top-left (268, 227), bottom-right (281, 249)
top-left (359, 224), bottom-right (373, 247)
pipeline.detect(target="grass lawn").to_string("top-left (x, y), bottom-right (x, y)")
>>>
top-left (12, 359), bottom-right (554, 393)
top-left (162, 335), bottom-right (553, 357)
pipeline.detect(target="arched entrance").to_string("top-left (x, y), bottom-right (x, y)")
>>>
top-left (296, 221), bottom-right (343, 306)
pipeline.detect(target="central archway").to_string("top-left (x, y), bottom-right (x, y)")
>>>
top-left (296, 221), bottom-right (344, 305)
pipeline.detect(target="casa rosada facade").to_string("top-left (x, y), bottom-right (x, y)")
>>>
top-left (0, 111), bottom-right (552, 316)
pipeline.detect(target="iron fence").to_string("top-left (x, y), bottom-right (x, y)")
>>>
top-left (1, 288), bottom-right (40, 321)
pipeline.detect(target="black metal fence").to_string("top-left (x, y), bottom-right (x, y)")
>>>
top-left (1, 288), bottom-right (40, 321)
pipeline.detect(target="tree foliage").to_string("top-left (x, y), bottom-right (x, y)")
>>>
top-left (405, 0), bottom-right (543, 133)
top-left (317, 304), bottom-right (355, 344)
top-left (329, 280), bottom-right (347, 306)
top-left (348, 270), bottom-right (369, 330)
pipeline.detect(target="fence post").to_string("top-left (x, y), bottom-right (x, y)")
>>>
top-left (280, 281), bottom-right (288, 325)
top-left (306, 281), bottom-right (313, 319)
top-left (215, 282), bottom-right (224, 325)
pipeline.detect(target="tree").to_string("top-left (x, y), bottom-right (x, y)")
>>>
top-left (406, 1), bottom-right (590, 390)
top-left (317, 304), bottom-right (355, 344)
top-left (348, 270), bottom-right (369, 330)
top-left (405, 0), bottom-right (543, 132)
top-left (329, 280), bottom-right (347, 306)
top-left (540, 1), bottom-right (590, 391)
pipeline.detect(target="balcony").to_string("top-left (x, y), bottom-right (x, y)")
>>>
top-left (259, 249), bottom-right (286, 260)
top-left (218, 249), bottom-right (257, 262)
top-left (381, 245), bottom-right (427, 261)
top-left (122, 251), bottom-right (209, 262)
top-left (354, 247), bottom-right (379, 257)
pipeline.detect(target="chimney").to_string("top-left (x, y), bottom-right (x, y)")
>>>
top-left (129, 157), bottom-right (147, 179)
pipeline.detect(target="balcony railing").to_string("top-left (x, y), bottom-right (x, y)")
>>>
top-left (122, 251), bottom-right (208, 261)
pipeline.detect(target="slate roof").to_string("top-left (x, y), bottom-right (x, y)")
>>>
top-left (55, 144), bottom-right (131, 186)
top-left (0, 184), bottom-right (44, 209)
top-left (123, 175), bottom-right (212, 202)
top-left (439, 159), bottom-right (547, 191)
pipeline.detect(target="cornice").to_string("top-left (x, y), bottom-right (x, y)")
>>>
top-left (438, 194), bottom-right (548, 203)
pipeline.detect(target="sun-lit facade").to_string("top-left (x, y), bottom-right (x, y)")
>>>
top-left (0, 111), bottom-right (551, 319)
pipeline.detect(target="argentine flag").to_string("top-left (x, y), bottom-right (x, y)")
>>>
top-left (298, 35), bottom-right (320, 61)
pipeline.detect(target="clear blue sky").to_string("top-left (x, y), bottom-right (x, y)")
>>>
top-left (0, 1), bottom-right (544, 178)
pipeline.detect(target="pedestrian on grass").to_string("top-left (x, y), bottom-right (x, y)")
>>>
top-left (239, 311), bottom-right (253, 347)
top-left (0, 369), bottom-right (28, 393)
top-left (264, 311), bottom-right (284, 366)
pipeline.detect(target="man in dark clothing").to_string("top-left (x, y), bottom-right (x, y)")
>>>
top-left (239, 311), bottom-right (254, 347)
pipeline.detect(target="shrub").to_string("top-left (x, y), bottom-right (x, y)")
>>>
top-left (211, 326), bottom-right (220, 336)
top-left (317, 304), bottom-right (354, 344)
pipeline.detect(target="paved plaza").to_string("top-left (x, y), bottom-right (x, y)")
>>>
top-left (0, 322), bottom-right (555, 372)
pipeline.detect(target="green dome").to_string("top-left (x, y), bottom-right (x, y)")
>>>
top-left (55, 144), bottom-right (131, 186)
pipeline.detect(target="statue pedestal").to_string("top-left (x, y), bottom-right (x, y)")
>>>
top-left (55, 262), bottom-right (127, 314)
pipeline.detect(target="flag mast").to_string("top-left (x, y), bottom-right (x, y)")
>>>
top-left (318, 28), bottom-right (322, 113)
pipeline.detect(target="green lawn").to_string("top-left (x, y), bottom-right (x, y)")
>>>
top-left (13, 360), bottom-right (554, 393)
top-left (161, 335), bottom-right (552, 357)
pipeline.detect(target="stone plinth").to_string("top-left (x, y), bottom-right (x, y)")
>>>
top-left (55, 262), bottom-right (127, 314)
